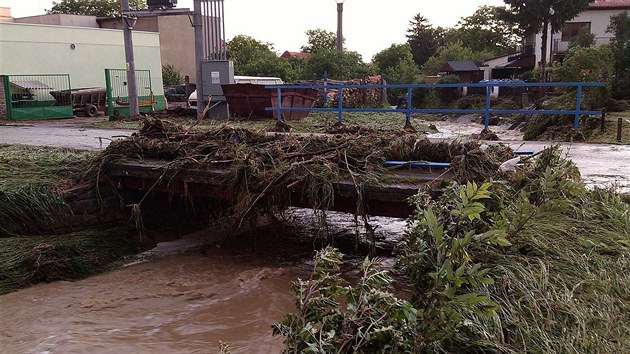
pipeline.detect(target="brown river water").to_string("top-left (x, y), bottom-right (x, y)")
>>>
top-left (0, 211), bottom-right (406, 354)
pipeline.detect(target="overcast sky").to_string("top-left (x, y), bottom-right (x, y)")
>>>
top-left (1, 0), bottom-right (506, 61)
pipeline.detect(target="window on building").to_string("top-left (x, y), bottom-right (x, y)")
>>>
top-left (561, 22), bottom-right (591, 41)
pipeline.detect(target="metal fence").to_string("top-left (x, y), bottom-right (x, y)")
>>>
top-left (105, 69), bottom-right (154, 116)
top-left (2, 74), bottom-right (72, 120)
top-left (266, 81), bottom-right (605, 130)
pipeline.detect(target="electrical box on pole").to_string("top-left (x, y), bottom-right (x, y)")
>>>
top-left (194, 0), bottom-right (234, 120)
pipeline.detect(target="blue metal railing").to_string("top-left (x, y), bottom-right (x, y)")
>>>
top-left (266, 81), bottom-right (605, 130)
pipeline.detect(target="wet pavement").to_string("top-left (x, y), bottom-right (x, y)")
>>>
top-left (0, 118), bottom-right (134, 150)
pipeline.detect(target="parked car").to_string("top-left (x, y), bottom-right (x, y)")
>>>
top-left (188, 76), bottom-right (283, 106)
top-left (164, 84), bottom-right (193, 102)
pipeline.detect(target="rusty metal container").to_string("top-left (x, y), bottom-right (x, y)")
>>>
top-left (270, 88), bottom-right (319, 121)
top-left (221, 84), bottom-right (318, 120)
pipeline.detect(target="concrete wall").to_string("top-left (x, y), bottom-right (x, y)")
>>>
top-left (14, 14), bottom-right (98, 28)
top-left (99, 16), bottom-right (159, 32)
top-left (0, 22), bottom-right (164, 97)
top-left (157, 15), bottom-right (197, 80)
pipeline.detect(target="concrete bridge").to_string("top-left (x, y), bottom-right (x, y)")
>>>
top-left (106, 160), bottom-right (450, 218)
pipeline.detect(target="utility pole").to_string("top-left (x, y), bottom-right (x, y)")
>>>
top-left (193, 0), bottom-right (204, 118)
top-left (336, 0), bottom-right (345, 52)
top-left (121, 0), bottom-right (139, 116)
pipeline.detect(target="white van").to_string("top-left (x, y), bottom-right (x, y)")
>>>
top-left (188, 75), bottom-right (284, 106)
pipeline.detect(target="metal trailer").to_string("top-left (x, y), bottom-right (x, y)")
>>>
top-left (50, 87), bottom-right (107, 117)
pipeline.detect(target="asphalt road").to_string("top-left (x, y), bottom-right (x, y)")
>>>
top-left (0, 123), bottom-right (134, 151)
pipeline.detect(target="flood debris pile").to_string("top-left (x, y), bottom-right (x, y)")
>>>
top-left (0, 145), bottom-right (94, 236)
top-left (275, 147), bottom-right (630, 353)
top-left (0, 145), bottom-right (136, 294)
top-left (521, 93), bottom-right (608, 142)
top-left (0, 227), bottom-right (136, 294)
top-left (93, 118), bottom-right (514, 224)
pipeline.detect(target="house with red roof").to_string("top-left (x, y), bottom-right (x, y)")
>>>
top-left (280, 51), bottom-right (311, 61)
top-left (483, 1), bottom-right (630, 79)
top-left (537, 0), bottom-right (630, 64)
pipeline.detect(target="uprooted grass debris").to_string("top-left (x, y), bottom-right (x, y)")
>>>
top-left (0, 145), bottom-right (96, 236)
top-left (0, 145), bottom-right (138, 294)
top-left (0, 227), bottom-right (137, 294)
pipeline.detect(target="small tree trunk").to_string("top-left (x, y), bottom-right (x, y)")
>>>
top-left (540, 19), bottom-right (549, 83)
top-left (538, 18), bottom-right (549, 99)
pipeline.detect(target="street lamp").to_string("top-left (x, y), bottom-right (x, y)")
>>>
top-left (335, 0), bottom-right (345, 51)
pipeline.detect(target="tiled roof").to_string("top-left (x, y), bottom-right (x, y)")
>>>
top-left (444, 60), bottom-right (481, 72)
top-left (589, 1), bottom-right (630, 9)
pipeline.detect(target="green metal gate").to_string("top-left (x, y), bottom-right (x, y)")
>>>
top-left (2, 74), bottom-right (73, 120)
top-left (105, 69), bottom-right (154, 117)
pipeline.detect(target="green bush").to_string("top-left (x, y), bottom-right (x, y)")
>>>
top-left (437, 74), bottom-right (462, 104)
top-left (162, 64), bottom-right (182, 85)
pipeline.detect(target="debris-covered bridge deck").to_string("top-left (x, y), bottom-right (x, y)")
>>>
top-left (98, 119), bottom-right (515, 220)
top-left (107, 160), bottom-right (451, 218)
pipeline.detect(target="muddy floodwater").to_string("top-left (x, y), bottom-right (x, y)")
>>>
top-left (0, 250), bottom-right (298, 353)
top-left (0, 212), bottom-right (406, 353)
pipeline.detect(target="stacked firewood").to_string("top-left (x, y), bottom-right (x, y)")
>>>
top-left (296, 75), bottom-right (386, 108)
top-left (336, 75), bottom-right (385, 108)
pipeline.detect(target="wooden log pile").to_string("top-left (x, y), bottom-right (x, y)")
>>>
top-left (296, 75), bottom-right (386, 108)
top-left (336, 75), bottom-right (385, 108)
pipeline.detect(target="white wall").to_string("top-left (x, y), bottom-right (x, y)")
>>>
top-left (534, 8), bottom-right (630, 65)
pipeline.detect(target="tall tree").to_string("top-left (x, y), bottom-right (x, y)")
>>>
top-left (301, 29), bottom-right (340, 53)
top-left (48, 0), bottom-right (146, 17)
top-left (503, 0), bottom-right (593, 81)
top-left (448, 6), bottom-right (523, 56)
top-left (227, 35), bottom-right (294, 81)
top-left (406, 13), bottom-right (447, 67)
top-left (372, 43), bottom-right (420, 103)
top-left (607, 11), bottom-right (630, 97)
top-left (301, 50), bottom-right (370, 80)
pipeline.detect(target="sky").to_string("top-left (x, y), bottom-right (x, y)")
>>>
top-left (1, 0), bottom-right (506, 61)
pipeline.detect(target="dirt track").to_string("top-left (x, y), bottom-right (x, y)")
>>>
top-left (1, 118), bottom-right (629, 192)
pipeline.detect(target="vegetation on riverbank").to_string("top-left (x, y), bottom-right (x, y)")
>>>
top-left (276, 147), bottom-right (630, 352)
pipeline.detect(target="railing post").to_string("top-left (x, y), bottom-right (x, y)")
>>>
top-left (337, 84), bottom-right (343, 124)
top-left (276, 87), bottom-right (282, 121)
top-left (2, 75), bottom-right (13, 120)
top-left (406, 85), bottom-right (412, 126)
top-left (322, 71), bottom-right (328, 106)
top-left (105, 69), bottom-right (114, 118)
top-left (574, 83), bottom-right (582, 130)
top-left (484, 84), bottom-right (491, 129)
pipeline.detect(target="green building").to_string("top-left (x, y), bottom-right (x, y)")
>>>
top-left (0, 21), bottom-right (166, 119)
